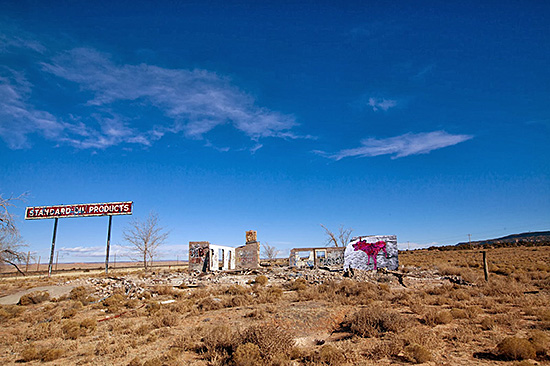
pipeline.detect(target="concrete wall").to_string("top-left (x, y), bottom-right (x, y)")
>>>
top-left (189, 241), bottom-right (236, 272)
top-left (344, 235), bottom-right (398, 271)
top-left (289, 247), bottom-right (345, 268)
top-left (236, 242), bottom-right (260, 269)
top-left (189, 241), bottom-right (209, 272)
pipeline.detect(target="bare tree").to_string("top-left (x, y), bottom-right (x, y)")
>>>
top-left (123, 212), bottom-right (169, 271)
top-left (1, 193), bottom-right (27, 275)
top-left (321, 224), bottom-right (353, 247)
top-left (261, 242), bottom-right (280, 260)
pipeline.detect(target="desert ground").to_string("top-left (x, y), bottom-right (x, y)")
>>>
top-left (0, 246), bottom-right (549, 365)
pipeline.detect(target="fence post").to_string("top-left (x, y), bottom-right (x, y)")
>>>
top-left (482, 251), bottom-right (489, 282)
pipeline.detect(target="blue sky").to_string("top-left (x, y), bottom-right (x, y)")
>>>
top-left (1, 1), bottom-right (549, 262)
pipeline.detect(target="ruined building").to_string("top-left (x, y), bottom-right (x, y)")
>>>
top-left (289, 234), bottom-right (398, 271)
top-left (188, 230), bottom-right (260, 272)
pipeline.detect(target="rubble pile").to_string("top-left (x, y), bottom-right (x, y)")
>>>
top-left (62, 264), bottom-right (451, 300)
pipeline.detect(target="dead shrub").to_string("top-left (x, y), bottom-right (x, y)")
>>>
top-left (61, 318), bottom-right (96, 339)
top-left (0, 304), bottom-right (25, 321)
top-left (423, 309), bottom-right (453, 326)
top-left (69, 286), bottom-right (95, 305)
top-left (226, 294), bottom-right (253, 307)
top-left (197, 296), bottom-right (223, 311)
top-left (233, 342), bottom-right (262, 366)
top-left (241, 323), bottom-right (294, 361)
top-left (450, 308), bottom-right (468, 319)
top-left (102, 292), bottom-right (127, 313)
top-left (21, 343), bottom-right (64, 362)
top-left (151, 309), bottom-right (179, 328)
top-left (255, 275), bottom-right (268, 285)
top-left (497, 336), bottom-right (536, 360)
top-left (201, 323), bottom-right (239, 359)
top-left (404, 343), bottom-right (432, 363)
top-left (257, 286), bottom-right (284, 304)
top-left (529, 330), bottom-right (550, 358)
top-left (245, 308), bottom-right (267, 319)
top-left (287, 278), bottom-right (308, 291)
top-left (316, 344), bottom-right (345, 365)
top-left (153, 285), bottom-right (175, 296)
top-left (347, 305), bottom-right (409, 338)
top-left (226, 284), bottom-right (248, 296)
top-left (18, 291), bottom-right (50, 305)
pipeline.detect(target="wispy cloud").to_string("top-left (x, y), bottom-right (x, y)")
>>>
top-left (367, 97), bottom-right (397, 112)
top-left (0, 70), bottom-right (63, 148)
top-left (316, 131), bottom-right (473, 160)
top-left (41, 48), bottom-right (303, 144)
top-left (1, 28), bottom-right (308, 151)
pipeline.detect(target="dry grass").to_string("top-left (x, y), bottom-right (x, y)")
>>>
top-left (0, 245), bottom-right (549, 365)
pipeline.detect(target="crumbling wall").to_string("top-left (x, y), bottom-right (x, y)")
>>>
top-left (289, 247), bottom-right (345, 268)
top-left (209, 244), bottom-right (236, 271)
top-left (236, 242), bottom-right (260, 269)
top-left (189, 241), bottom-right (209, 272)
top-left (189, 242), bottom-right (236, 272)
top-left (344, 235), bottom-right (398, 271)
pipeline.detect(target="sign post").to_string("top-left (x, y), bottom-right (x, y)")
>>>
top-left (105, 215), bottom-right (113, 274)
top-left (48, 218), bottom-right (58, 277)
top-left (25, 201), bottom-right (133, 276)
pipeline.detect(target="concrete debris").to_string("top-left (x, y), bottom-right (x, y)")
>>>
top-left (62, 264), bottom-right (457, 301)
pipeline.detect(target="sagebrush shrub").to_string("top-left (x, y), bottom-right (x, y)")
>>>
top-left (497, 337), bottom-right (536, 360)
top-left (19, 291), bottom-right (50, 305)
top-left (348, 306), bottom-right (409, 338)
top-left (241, 324), bottom-right (294, 360)
top-left (404, 343), bottom-right (432, 364)
top-left (233, 343), bottom-right (262, 366)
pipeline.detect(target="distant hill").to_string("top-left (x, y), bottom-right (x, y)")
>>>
top-left (429, 231), bottom-right (550, 251)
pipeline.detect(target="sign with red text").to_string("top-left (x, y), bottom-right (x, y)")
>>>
top-left (25, 201), bottom-right (133, 220)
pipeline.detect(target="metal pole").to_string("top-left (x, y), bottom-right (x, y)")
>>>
top-left (36, 256), bottom-right (40, 272)
top-left (55, 251), bottom-right (59, 271)
top-left (48, 218), bottom-right (58, 277)
top-left (105, 215), bottom-right (113, 275)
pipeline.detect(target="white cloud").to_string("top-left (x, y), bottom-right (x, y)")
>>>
top-left (41, 48), bottom-right (303, 144)
top-left (367, 97), bottom-right (397, 111)
top-left (316, 131), bottom-right (473, 160)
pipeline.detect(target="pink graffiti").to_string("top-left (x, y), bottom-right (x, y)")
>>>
top-left (352, 238), bottom-right (387, 270)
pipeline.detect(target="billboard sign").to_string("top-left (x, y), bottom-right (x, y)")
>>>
top-left (25, 201), bottom-right (133, 220)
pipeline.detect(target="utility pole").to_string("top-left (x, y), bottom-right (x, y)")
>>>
top-left (25, 251), bottom-right (30, 273)
top-left (55, 251), bottom-right (59, 271)
top-left (468, 234), bottom-right (471, 244)
top-left (407, 241), bottom-right (410, 251)
top-left (36, 256), bottom-right (40, 272)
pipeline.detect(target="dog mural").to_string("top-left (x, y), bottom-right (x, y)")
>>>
top-left (352, 238), bottom-right (387, 270)
top-left (344, 235), bottom-right (398, 271)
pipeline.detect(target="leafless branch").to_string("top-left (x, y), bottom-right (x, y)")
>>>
top-left (261, 242), bottom-right (280, 260)
top-left (321, 224), bottom-right (353, 247)
top-left (122, 211), bottom-right (169, 271)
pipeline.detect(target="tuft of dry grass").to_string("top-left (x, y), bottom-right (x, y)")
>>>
top-left (404, 343), bottom-right (432, 364)
top-left (346, 305), bottom-right (410, 338)
top-left (497, 336), bottom-right (536, 360)
top-left (255, 275), bottom-right (268, 285)
top-left (18, 290), bottom-right (50, 305)
top-left (233, 342), bottom-right (262, 366)
top-left (316, 344), bottom-right (345, 365)
top-left (241, 323), bottom-right (294, 362)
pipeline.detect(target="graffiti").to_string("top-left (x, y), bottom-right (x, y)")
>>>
top-left (344, 235), bottom-right (398, 271)
top-left (352, 239), bottom-right (387, 270)
top-left (318, 255), bottom-right (344, 267)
